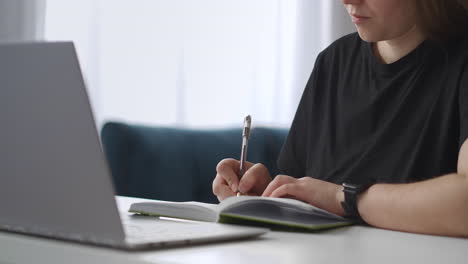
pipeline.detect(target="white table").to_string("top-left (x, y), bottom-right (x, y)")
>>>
top-left (1, 196), bottom-right (468, 264)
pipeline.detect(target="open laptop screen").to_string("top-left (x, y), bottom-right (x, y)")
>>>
top-left (0, 42), bottom-right (125, 246)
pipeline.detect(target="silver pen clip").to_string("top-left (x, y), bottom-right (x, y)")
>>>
top-left (242, 115), bottom-right (251, 140)
top-left (238, 115), bottom-right (251, 196)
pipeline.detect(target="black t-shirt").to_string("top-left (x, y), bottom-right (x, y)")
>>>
top-left (278, 33), bottom-right (468, 185)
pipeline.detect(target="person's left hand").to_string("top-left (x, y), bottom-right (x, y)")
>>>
top-left (262, 175), bottom-right (346, 216)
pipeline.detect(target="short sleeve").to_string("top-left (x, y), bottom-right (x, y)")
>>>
top-left (276, 52), bottom-right (325, 178)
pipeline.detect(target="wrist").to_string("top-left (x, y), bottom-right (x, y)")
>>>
top-left (340, 182), bottom-right (374, 221)
top-left (335, 184), bottom-right (346, 216)
top-left (355, 185), bottom-right (372, 220)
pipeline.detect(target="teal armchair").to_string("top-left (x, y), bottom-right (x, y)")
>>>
top-left (101, 122), bottom-right (288, 203)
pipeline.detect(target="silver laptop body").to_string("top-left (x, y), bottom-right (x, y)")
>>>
top-left (0, 42), bottom-right (267, 250)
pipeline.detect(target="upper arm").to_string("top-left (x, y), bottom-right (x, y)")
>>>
top-left (277, 52), bottom-right (326, 178)
top-left (458, 55), bottom-right (468, 176)
top-left (459, 139), bottom-right (468, 177)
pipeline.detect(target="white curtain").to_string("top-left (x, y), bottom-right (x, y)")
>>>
top-left (0, 0), bottom-right (46, 42)
top-left (41, 0), bottom-right (354, 129)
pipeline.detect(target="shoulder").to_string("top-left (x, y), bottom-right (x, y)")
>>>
top-left (444, 35), bottom-right (468, 66)
top-left (320, 32), bottom-right (363, 58)
top-left (324, 32), bottom-right (362, 53)
top-left (457, 37), bottom-right (468, 66)
top-left (315, 32), bottom-right (366, 69)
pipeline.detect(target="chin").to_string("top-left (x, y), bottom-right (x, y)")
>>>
top-left (355, 29), bottom-right (382, 43)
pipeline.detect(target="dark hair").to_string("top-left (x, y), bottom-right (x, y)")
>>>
top-left (416, 0), bottom-right (468, 42)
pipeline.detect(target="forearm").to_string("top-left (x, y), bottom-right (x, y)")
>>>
top-left (357, 173), bottom-right (468, 237)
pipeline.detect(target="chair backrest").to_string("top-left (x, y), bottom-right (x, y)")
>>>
top-left (101, 122), bottom-right (288, 203)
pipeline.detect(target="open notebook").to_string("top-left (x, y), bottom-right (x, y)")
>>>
top-left (129, 196), bottom-right (354, 231)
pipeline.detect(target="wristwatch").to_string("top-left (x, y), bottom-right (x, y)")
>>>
top-left (341, 182), bottom-right (373, 221)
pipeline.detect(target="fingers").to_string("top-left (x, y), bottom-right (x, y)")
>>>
top-left (216, 159), bottom-right (240, 192)
top-left (261, 175), bottom-right (296, 197)
top-left (264, 176), bottom-right (309, 203)
top-left (212, 174), bottom-right (236, 201)
top-left (213, 158), bottom-right (255, 201)
top-left (260, 176), bottom-right (344, 215)
top-left (269, 183), bottom-right (300, 199)
top-left (213, 159), bottom-right (272, 200)
top-left (238, 163), bottom-right (272, 195)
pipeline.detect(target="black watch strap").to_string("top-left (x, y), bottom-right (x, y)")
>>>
top-left (341, 182), bottom-right (373, 222)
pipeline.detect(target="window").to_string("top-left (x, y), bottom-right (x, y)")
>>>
top-left (45, 0), bottom-right (353, 128)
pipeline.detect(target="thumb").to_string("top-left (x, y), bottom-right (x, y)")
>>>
top-left (238, 163), bottom-right (270, 195)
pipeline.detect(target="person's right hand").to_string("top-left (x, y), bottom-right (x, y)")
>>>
top-left (212, 158), bottom-right (272, 201)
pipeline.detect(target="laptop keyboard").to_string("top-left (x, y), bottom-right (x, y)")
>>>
top-left (124, 219), bottom-right (212, 239)
top-left (122, 215), bottom-right (251, 243)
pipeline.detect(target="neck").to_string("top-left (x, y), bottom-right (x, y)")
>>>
top-left (373, 26), bottom-right (426, 64)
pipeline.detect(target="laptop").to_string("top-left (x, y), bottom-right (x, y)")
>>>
top-left (0, 42), bottom-right (268, 250)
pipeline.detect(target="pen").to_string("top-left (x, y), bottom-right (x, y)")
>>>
top-left (237, 115), bottom-right (251, 197)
